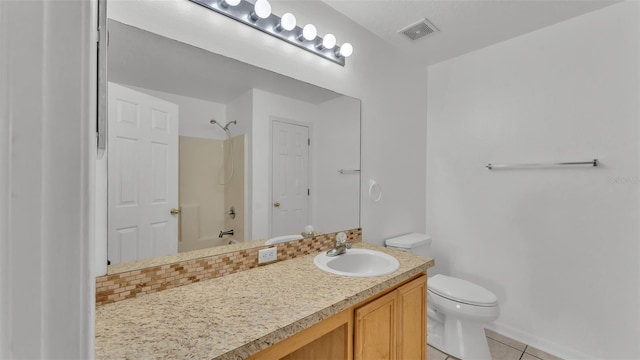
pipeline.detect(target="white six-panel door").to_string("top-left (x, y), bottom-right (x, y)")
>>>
top-left (272, 120), bottom-right (310, 237)
top-left (107, 83), bottom-right (179, 264)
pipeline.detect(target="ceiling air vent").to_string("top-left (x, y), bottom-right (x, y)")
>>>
top-left (399, 18), bottom-right (439, 41)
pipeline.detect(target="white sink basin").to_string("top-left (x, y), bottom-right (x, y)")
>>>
top-left (264, 234), bottom-right (303, 245)
top-left (314, 249), bottom-right (400, 277)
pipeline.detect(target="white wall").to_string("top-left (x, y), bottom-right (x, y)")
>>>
top-left (250, 90), bottom-right (361, 239)
top-left (251, 89), bottom-right (318, 239)
top-left (426, 2), bottom-right (640, 358)
top-left (315, 96), bottom-right (361, 232)
top-left (0, 0), bottom-right (96, 358)
top-left (127, 86), bottom-right (228, 140)
top-left (0, 2), bottom-right (8, 354)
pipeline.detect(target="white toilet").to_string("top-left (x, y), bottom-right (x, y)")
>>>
top-left (385, 233), bottom-right (499, 360)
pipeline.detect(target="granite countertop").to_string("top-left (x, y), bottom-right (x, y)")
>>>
top-left (95, 242), bottom-right (434, 359)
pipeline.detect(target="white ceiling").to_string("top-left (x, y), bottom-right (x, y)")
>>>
top-left (323, 0), bottom-right (620, 65)
top-left (108, 1), bottom-right (621, 101)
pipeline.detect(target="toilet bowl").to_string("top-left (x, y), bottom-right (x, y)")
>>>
top-left (427, 274), bottom-right (499, 359)
top-left (385, 233), bottom-right (500, 360)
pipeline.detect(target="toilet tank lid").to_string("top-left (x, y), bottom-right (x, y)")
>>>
top-left (428, 274), bottom-right (498, 306)
top-left (385, 233), bottom-right (432, 249)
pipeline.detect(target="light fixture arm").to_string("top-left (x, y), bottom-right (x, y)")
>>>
top-left (189, 0), bottom-right (350, 66)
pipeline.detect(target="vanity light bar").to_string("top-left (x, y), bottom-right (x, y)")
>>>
top-left (189, 0), bottom-right (352, 66)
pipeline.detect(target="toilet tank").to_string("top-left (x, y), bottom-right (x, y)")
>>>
top-left (385, 233), bottom-right (432, 257)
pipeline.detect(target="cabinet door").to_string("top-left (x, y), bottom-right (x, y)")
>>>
top-left (355, 290), bottom-right (397, 360)
top-left (397, 275), bottom-right (427, 360)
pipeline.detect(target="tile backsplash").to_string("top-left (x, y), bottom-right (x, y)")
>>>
top-left (96, 228), bottom-right (362, 306)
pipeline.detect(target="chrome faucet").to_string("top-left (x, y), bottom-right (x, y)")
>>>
top-left (219, 229), bottom-right (234, 238)
top-left (326, 232), bottom-right (351, 257)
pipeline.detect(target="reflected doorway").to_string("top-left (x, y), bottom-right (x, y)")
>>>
top-left (271, 120), bottom-right (310, 237)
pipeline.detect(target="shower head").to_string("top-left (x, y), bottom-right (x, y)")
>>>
top-left (210, 119), bottom-right (226, 131)
top-left (210, 119), bottom-right (235, 129)
top-left (210, 119), bottom-right (236, 139)
top-left (223, 120), bottom-right (237, 131)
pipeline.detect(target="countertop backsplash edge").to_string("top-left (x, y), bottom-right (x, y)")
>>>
top-left (96, 228), bottom-right (362, 306)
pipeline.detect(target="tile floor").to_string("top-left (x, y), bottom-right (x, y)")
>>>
top-left (427, 329), bottom-right (563, 360)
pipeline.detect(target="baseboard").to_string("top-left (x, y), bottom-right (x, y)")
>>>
top-left (485, 321), bottom-right (591, 360)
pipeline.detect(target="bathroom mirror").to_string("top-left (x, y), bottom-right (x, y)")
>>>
top-left (103, 20), bottom-right (361, 273)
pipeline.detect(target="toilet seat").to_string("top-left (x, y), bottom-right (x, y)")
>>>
top-left (429, 274), bottom-right (498, 307)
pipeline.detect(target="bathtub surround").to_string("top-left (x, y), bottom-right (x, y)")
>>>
top-left (178, 135), bottom-right (247, 252)
top-left (224, 135), bottom-right (247, 242)
top-left (96, 228), bottom-right (361, 306)
top-left (426, 2), bottom-right (640, 359)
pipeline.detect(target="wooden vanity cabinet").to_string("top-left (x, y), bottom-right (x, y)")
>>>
top-left (354, 289), bottom-right (397, 359)
top-left (355, 275), bottom-right (427, 360)
top-left (397, 274), bottom-right (428, 359)
top-left (247, 274), bottom-right (426, 360)
top-left (247, 308), bottom-right (353, 360)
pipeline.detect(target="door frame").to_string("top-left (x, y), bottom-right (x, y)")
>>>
top-left (269, 117), bottom-right (313, 237)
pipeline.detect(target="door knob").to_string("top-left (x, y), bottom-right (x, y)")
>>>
top-left (273, 202), bottom-right (280, 207)
top-left (170, 208), bottom-right (181, 215)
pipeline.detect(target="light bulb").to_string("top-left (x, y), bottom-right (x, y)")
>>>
top-left (220, 0), bottom-right (240, 7)
top-left (276, 12), bottom-right (296, 32)
top-left (322, 34), bottom-right (336, 49)
top-left (302, 24), bottom-right (317, 41)
top-left (337, 42), bottom-right (353, 58)
top-left (253, 0), bottom-right (271, 19)
top-left (249, 0), bottom-right (271, 21)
